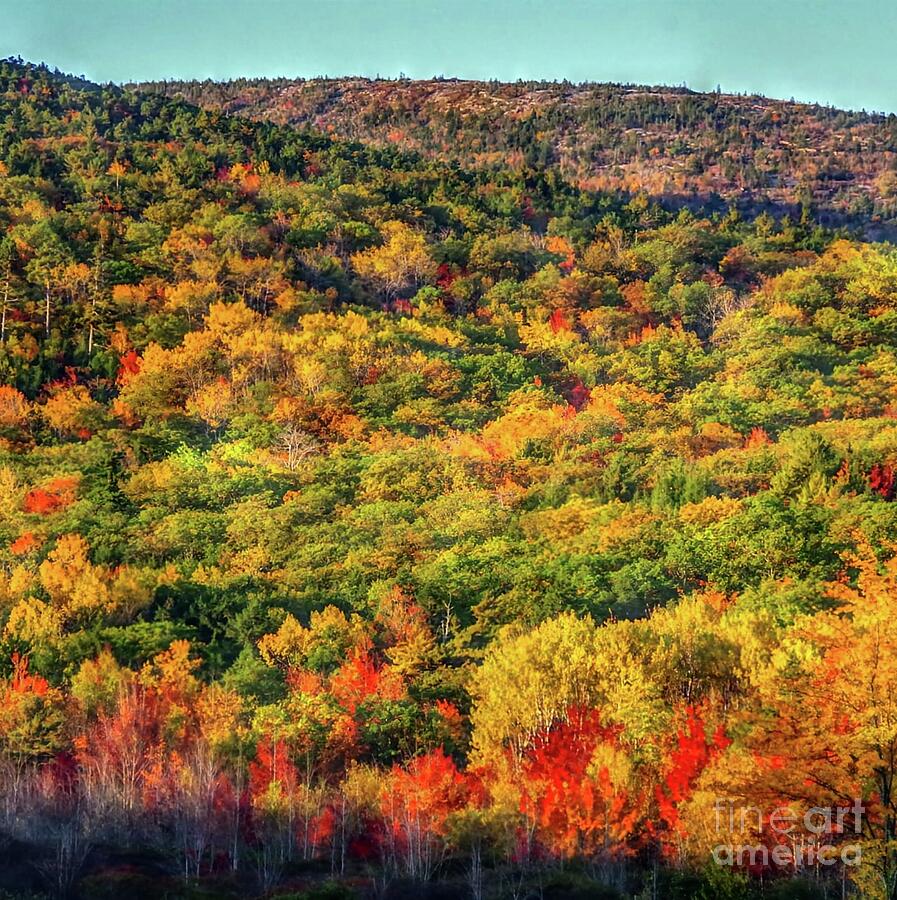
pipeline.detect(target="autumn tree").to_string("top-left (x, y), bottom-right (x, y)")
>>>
top-left (747, 553), bottom-right (897, 898)
top-left (351, 221), bottom-right (437, 299)
top-left (0, 655), bottom-right (66, 818)
top-left (379, 748), bottom-right (470, 880)
top-left (517, 708), bottom-right (640, 862)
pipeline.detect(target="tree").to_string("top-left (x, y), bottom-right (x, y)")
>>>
top-left (39, 533), bottom-right (113, 622)
top-left (747, 553), bottom-right (897, 898)
top-left (0, 385), bottom-right (29, 432)
top-left (654, 705), bottom-right (731, 862)
top-left (19, 221), bottom-right (70, 334)
top-left (0, 236), bottom-right (20, 342)
top-left (41, 383), bottom-right (103, 438)
top-left (277, 423), bottom-right (320, 471)
top-left (517, 708), bottom-right (639, 862)
top-left (74, 684), bottom-right (164, 836)
top-left (351, 221), bottom-right (437, 299)
top-left (379, 748), bottom-right (470, 880)
top-left (0, 655), bottom-right (66, 824)
top-left (469, 613), bottom-right (603, 767)
top-left (247, 737), bottom-right (300, 889)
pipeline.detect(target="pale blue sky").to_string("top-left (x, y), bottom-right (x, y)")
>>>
top-left (2, 0), bottom-right (895, 112)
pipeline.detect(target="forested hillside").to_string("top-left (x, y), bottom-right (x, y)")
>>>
top-left (2, 57), bottom-right (897, 898)
top-left (139, 75), bottom-right (897, 231)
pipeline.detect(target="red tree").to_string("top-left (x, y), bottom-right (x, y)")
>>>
top-left (518, 708), bottom-right (639, 861)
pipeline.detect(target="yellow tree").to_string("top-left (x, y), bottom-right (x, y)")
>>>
top-left (41, 384), bottom-right (102, 438)
top-left (747, 552), bottom-right (897, 899)
top-left (39, 534), bottom-right (113, 620)
top-left (351, 221), bottom-right (436, 299)
top-left (258, 606), bottom-right (368, 672)
top-left (468, 612), bottom-right (669, 769)
top-left (0, 385), bottom-right (29, 432)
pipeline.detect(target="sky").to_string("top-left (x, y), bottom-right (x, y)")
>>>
top-left (2, 0), bottom-right (895, 113)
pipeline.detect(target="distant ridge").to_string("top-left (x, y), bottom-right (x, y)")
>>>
top-left (136, 75), bottom-right (897, 226)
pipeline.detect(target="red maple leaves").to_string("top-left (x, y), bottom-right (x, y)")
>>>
top-left (654, 706), bottom-right (731, 856)
top-left (116, 349), bottom-right (142, 385)
top-left (519, 708), bottom-right (638, 860)
top-left (870, 463), bottom-right (896, 500)
top-left (22, 475), bottom-right (79, 515)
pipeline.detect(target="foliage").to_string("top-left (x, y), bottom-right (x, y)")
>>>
top-left (0, 57), bottom-right (896, 897)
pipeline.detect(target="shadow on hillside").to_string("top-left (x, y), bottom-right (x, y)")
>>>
top-left (639, 188), bottom-right (897, 241)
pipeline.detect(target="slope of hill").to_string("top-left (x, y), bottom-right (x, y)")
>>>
top-left (139, 75), bottom-right (897, 228)
top-left (2, 57), bottom-right (897, 897)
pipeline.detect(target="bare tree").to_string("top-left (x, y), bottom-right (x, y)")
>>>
top-left (33, 815), bottom-right (93, 899)
top-left (278, 425), bottom-right (320, 471)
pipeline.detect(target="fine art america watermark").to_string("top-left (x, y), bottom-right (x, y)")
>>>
top-left (712, 799), bottom-right (864, 869)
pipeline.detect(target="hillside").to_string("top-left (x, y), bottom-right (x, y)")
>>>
top-left (2, 57), bottom-right (897, 897)
top-left (139, 75), bottom-right (897, 229)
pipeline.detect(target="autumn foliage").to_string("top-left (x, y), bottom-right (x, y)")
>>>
top-left (518, 709), bottom-right (638, 860)
top-left (4, 56), bottom-right (897, 898)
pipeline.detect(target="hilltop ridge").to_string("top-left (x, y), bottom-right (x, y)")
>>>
top-left (137, 74), bottom-right (897, 228)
